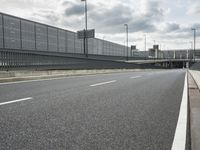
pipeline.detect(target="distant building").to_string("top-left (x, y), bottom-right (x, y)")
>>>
top-left (148, 45), bottom-right (163, 59)
top-left (131, 45), bottom-right (139, 57)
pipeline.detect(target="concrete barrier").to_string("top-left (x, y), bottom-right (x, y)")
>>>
top-left (189, 70), bottom-right (200, 90)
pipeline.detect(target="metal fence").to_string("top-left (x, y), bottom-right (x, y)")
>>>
top-left (0, 49), bottom-right (75, 70)
top-left (0, 12), bottom-right (131, 57)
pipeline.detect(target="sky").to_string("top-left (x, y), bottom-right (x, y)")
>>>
top-left (0, 0), bottom-right (200, 51)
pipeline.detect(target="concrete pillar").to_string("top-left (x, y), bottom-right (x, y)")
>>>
top-left (173, 51), bottom-right (176, 59)
top-left (155, 49), bottom-right (158, 59)
top-left (186, 62), bottom-right (189, 68)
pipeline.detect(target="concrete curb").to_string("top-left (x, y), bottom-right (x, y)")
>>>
top-left (188, 71), bottom-right (200, 150)
top-left (189, 70), bottom-right (200, 90)
top-left (0, 69), bottom-right (162, 83)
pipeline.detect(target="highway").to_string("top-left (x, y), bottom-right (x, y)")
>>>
top-left (0, 70), bottom-right (186, 150)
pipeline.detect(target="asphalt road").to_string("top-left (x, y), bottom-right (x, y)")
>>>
top-left (0, 69), bottom-right (186, 150)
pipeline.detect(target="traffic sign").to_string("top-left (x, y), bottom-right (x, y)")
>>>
top-left (131, 45), bottom-right (137, 50)
top-left (77, 29), bottom-right (95, 39)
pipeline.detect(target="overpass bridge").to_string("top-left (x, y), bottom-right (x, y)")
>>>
top-left (127, 58), bottom-right (197, 68)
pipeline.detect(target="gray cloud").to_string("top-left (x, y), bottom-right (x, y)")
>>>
top-left (88, 4), bottom-right (132, 33)
top-left (65, 4), bottom-right (84, 16)
top-left (129, 19), bottom-right (156, 33)
top-left (63, 1), bottom-right (95, 16)
top-left (161, 23), bottom-right (180, 33)
top-left (27, 0), bottom-right (165, 34)
top-left (187, 2), bottom-right (200, 15)
top-left (191, 23), bottom-right (200, 29)
top-left (87, 1), bottom-right (164, 34)
top-left (31, 10), bottom-right (60, 26)
top-left (143, 0), bottom-right (164, 19)
top-left (176, 23), bottom-right (200, 35)
top-left (156, 22), bottom-right (200, 41)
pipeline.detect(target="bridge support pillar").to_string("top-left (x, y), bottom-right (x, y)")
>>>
top-left (186, 62), bottom-right (188, 68)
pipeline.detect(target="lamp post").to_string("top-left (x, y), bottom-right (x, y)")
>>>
top-left (124, 24), bottom-right (128, 61)
top-left (191, 28), bottom-right (196, 62)
top-left (81, 0), bottom-right (88, 57)
top-left (144, 34), bottom-right (147, 59)
top-left (190, 41), bottom-right (193, 60)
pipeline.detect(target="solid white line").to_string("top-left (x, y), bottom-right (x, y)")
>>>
top-left (90, 80), bottom-right (116, 87)
top-left (0, 97), bottom-right (33, 106)
top-left (0, 74), bottom-right (101, 86)
top-left (130, 76), bottom-right (142, 79)
top-left (0, 72), bottom-right (129, 86)
top-left (171, 72), bottom-right (188, 150)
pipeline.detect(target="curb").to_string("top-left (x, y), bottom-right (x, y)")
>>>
top-left (188, 71), bottom-right (200, 150)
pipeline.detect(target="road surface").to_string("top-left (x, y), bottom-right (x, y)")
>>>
top-left (0, 70), bottom-right (186, 150)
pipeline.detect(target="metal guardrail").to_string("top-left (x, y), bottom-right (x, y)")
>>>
top-left (0, 50), bottom-right (72, 70)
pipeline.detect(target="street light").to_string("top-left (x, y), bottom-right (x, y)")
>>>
top-left (191, 28), bottom-right (196, 62)
top-left (124, 24), bottom-right (128, 61)
top-left (189, 41), bottom-right (193, 60)
top-left (144, 34), bottom-right (147, 59)
top-left (81, 0), bottom-right (88, 57)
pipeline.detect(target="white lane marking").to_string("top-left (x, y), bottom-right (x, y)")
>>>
top-left (0, 71), bottom-right (136, 86)
top-left (90, 80), bottom-right (116, 87)
top-left (0, 97), bottom-right (33, 106)
top-left (130, 76), bottom-right (142, 79)
top-left (171, 72), bottom-right (188, 150)
top-left (0, 74), bottom-right (104, 86)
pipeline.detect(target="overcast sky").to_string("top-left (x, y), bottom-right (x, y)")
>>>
top-left (0, 0), bottom-right (200, 50)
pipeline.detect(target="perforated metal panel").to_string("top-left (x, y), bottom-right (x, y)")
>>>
top-left (88, 38), bottom-right (94, 54)
top-left (92, 39), bottom-right (98, 55)
top-left (108, 42), bottom-right (111, 55)
top-left (114, 44), bottom-right (118, 56)
top-left (36, 23), bottom-right (47, 51)
top-left (0, 14), bottom-right (3, 48)
top-left (107, 42), bottom-right (110, 55)
top-left (119, 45), bottom-right (124, 56)
top-left (66, 31), bottom-right (75, 53)
top-left (128, 47), bottom-right (131, 57)
top-left (48, 27), bottom-right (58, 52)
top-left (0, 13), bottom-right (132, 57)
top-left (58, 29), bottom-right (65, 53)
top-left (21, 20), bottom-right (35, 50)
top-left (103, 41), bottom-right (108, 55)
top-left (110, 43), bottom-right (114, 56)
top-left (97, 39), bottom-right (103, 55)
top-left (74, 33), bottom-right (83, 54)
top-left (4, 15), bottom-right (21, 49)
